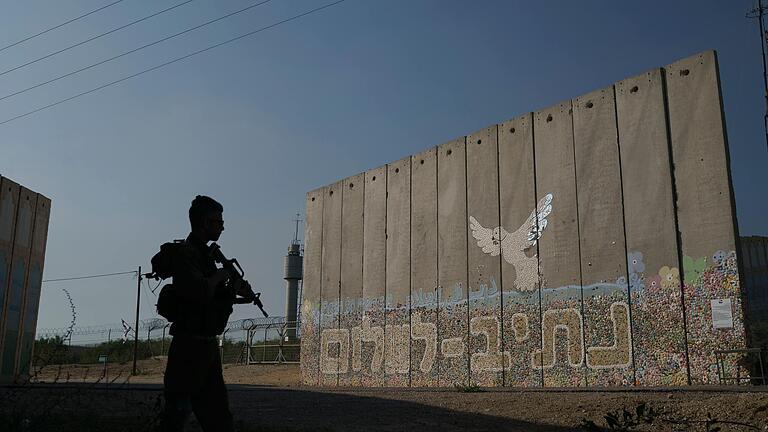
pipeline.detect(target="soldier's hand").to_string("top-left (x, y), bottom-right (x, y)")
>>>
top-left (232, 279), bottom-right (253, 299)
top-left (214, 268), bottom-right (230, 284)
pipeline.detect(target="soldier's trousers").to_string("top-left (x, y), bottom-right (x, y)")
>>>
top-left (161, 335), bottom-right (233, 432)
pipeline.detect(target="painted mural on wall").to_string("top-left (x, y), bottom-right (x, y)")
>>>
top-left (301, 51), bottom-right (749, 387)
top-left (469, 193), bottom-right (552, 292)
top-left (309, 248), bottom-right (744, 383)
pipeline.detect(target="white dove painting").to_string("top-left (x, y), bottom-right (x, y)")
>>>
top-left (469, 193), bottom-right (553, 292)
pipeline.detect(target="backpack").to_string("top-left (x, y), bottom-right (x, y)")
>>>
top-left (149, 240), bottom-right (236, 333)
top-left (149, 240), bottom-right (185, 322)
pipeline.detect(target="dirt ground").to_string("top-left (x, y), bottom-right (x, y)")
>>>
top-left (33, 356), bottom-right (301, 386)
top-left (15, 359), bottom-right (768, 431)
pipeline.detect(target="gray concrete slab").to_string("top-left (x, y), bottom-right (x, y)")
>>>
top-left (16, 194), bottom-right (49, 376)
top-left (410, 147), bottom-right (439, 387)
top-left (573, 86), bottom-right (632, 387)
top-left (0, 178), bottom-right (19, 383)
top-left (533, 101), bottom-right (586, 388)
top-left (0, 188), bottom-right (35, 380)
top-left (301, 187), bottom-right (324, 386)
top-left (385, 157), bottom-right (411, 386)
top-left (340, 174), bottom-right (364, 386)
top-left (437, 137), bottom-right (469, 387)
top-left (466, 125), bottom-right (504, 387)
top-left (498, 113), bottom-right (543, 388)
top-left (666, 50), bottom-right (746, 384)
top-left (362, 166), bottom-right (387, 386)
top-left (615, 68), bottom-right (688, 386)
top-left (320, 181), bottom-right (343, 386)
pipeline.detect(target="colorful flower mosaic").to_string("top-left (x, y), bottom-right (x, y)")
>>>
top-left (305, 249), bottom-right (747, 388)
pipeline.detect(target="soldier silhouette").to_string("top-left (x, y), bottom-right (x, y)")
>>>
top-left (160, 195), bottom-right (252, 432)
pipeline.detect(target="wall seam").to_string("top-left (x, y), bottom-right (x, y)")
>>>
top-left (530, 113), bottom-right (545, 388)
top-left (495, 125), bottom-right (505, 387)
top-left (317, 189), bottom-right (326, 386)
top-left (435, 147), bottom-right (441, 387)
top-left (337, 182), bottom-right (345, 387)
top-left (661, 67), bottom-right (693, 385)
top-left (382, 166), bottom-right (388, 387)
top-left (569, 101), bottom-right (588, 387)
top-left (463, 137), bottom-right (471, 386)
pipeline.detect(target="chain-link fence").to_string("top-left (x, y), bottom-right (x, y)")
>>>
top-left (34, 316), bottom-right (301, 372)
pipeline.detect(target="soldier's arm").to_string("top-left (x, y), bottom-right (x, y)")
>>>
top-left (172, 248), bottom-right (229, 303)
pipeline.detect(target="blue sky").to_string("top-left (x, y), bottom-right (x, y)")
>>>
top-left (1, 0), bottom-right (766, 330)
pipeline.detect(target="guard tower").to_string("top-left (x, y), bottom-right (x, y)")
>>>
top-left (283, 215), bottom-right (303, 340)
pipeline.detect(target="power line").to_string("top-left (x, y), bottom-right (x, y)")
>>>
top-left (0, 0), bottom-right (126, 55)
top-left (42, 270), bottom-right (137, 284)
top-left (0, 0), bottom-right (274, 104)
top-left (0, 0), bottom-right (347, 127)
top-left (0, 0), bottom-right (195, 78)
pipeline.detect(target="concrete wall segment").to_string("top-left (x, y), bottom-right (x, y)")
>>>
top-left (339, 174), bottom-right (364, 386)
top-left (572, 86), bottom-right (633, 386)
top-left (436, 137), bottom-right (470, 387)
top-left (615, 68), bottom-right (689, 386)
top-left (0, 187), bottom-right (36, 379)
top-left (385, 158), bottom-right (411, 386)
top-left (16, 194), bottom-right (50, 376)
top-left (532, 101), bottom-right (586, 387)
top-left (409, 148), bottom-right (439, 387)
top-left (319, 182), bottom-right (343, 385)
top-left (0, 178), bottom-right (19, 379)
top-left (466, 125), bottom-right (505, 386)
top-left (498, 113), bottom-right (543, 388)
top-left (300, 187), bottom-right (324, 385)
top-left (665, 50), bottom-right (747, 384)
top-left (361, 166), bottom-right (387, 386)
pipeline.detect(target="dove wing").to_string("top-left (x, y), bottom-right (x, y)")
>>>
top-left (516, 193), bottom-right (553, 250)
top-left (469, 216), bottom-right (501, 256)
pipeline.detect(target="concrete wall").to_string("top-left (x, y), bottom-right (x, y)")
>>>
top-left (0, 176), bottom-right (51, 383)
top-left (300, 50), bottom-right (748, 387)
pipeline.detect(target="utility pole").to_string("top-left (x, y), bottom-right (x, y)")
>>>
top-left (748, 0), bottom-right (768, 152)
top-left (132, 266), bottom-right (141, 376)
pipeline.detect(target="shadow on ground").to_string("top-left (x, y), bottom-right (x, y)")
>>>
top-left (0, 383), bottom-right (574, 432)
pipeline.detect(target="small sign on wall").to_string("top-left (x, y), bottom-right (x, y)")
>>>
top-left (711, 299), bottom-right (733, 329)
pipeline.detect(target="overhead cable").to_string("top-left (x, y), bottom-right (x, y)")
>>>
top-left (0, 0), bottom-right (195, 78)
top-left (0, 0), bottom-right (346, 127)
top-left (42, 270), bottom-right (137, 284)
top-left (0, 0), bottom-right (273, 104)
top-left (0, 0), bottom-right (125, 54)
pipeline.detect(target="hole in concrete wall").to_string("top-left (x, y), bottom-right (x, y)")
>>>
top-left (420, 159), bottom-right (424, 165)
top-left (510, 127), bottom-right (516, 134)
top-left (329, 190), bottom-right (333, 196)
top-left (372, 176), bottom-right (376, 181)
top-left (477, 139), bottom-right (482, 145)
top-left (546, 114), bottom-right (553, 122)
top-left (680, 69), bottom-right (690, 76)
top-left (311, 197), bottom-right (315, 202)
top-left (585, 101), bottom-right (594, 109)
top-left (349, 183), bottom-right (354, 189)
top-left (630, 86), bottom-right (639, 93)
top-left (395, 167), bottom-right (399, 173)
top-left (447, 149), bottom-right (453, 155)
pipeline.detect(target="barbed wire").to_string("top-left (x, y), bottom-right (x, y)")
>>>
top-left (37, 315), bottom-right (296, 338)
